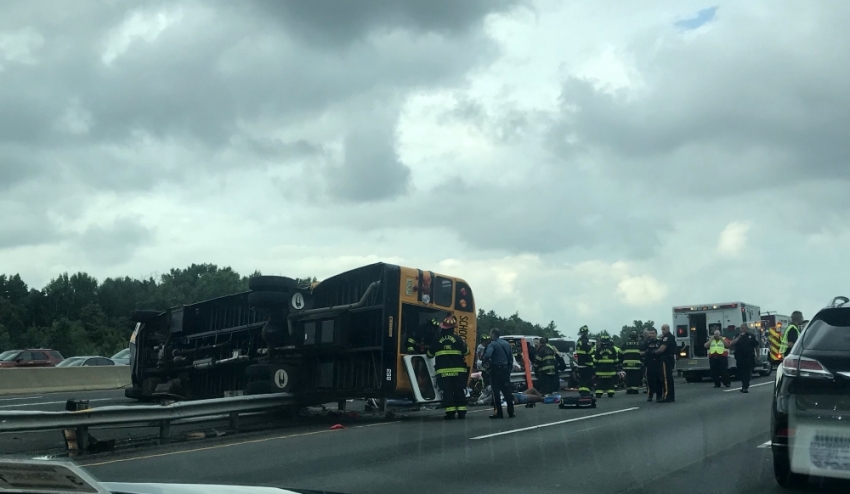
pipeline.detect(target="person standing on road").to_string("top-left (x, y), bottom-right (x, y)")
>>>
top-left (780, 311), bottom-right (803, 358)
top-left (730, 323), bottom-right (760, 393)
top-left (704, 329), bottom-right (731, 388)
top-left (621, 331), bottom-right (643, 394)
top-left (575, 326), bottom-right (595, 396)
top-left (533, 337), bottom-right (558, 395)
top-left (654, 324), bottom-right (677, 403)
top-left (643, 328), bottom-right (662, 402)
top-left (594, 333), bottom-right (618, 398)
top-left (483, 328), bottom-right (515, 419)
top-left (427, 316), bottom-right (469, 420)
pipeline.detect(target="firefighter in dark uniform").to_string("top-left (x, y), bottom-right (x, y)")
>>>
top-left (621, 330), bottom-right (643, 394)
top-left (654, 324), bottom-right (677, 403)
top-left (427, 315), bottom-right (470, 420)
top-left (406, 318), bottom-right (439, 354)
top-left (534, 337), bottom-right (558, 395)
top-left (594, 333), bottom-right (618, 398)
top-left (575, 325), bottom-right (595, 396)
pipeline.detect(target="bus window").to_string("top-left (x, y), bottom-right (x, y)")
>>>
top-left (455, 282), bottom-right (473, 312)
top-left (434, 277), bottom-right (453, 307)
top-left (401, 304), bottom-right (449, 354)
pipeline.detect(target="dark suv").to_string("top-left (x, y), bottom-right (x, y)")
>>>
top-left (771, 296), bottom-right (850, 487)
top-left (0, 349), bottom-right (65, 368)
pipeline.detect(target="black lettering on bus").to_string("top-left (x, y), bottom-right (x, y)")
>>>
top-left (458, 315), bottom-right (469, 344)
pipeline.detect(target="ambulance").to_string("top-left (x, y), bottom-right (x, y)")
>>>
top-left (673, 302), bottom-right (772, 382)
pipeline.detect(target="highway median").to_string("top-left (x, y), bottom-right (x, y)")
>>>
top-left (0, 367), bottom-right (131, 396)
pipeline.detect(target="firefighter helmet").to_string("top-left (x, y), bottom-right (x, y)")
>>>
top-left (440, 315), bottom-right (458, 330)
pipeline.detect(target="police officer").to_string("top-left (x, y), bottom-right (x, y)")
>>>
top-left (780, 311), bottom-right (803, 357)
top-left (594, 333), bottom-right (618, 398)
top-left (620, 331), bottom-right (643, 394)
top-left (427, 315), bottom-right (469, 419)
top-left (731, 323), bottom-right (760, 393)
top-left (575, 325), bottom-right (595, 396)
top-left (654, 324), bottom-right (677, 403)
top-left (642, 328), bottom-right (662, 402)
top-left (534, 337), bottom-right (558, 395)
top-left (483, 328), bottom-right (515, 419)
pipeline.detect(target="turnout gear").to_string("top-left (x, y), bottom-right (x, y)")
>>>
top-left (534, 343), bottom-right (558, 394)
top-left (779, 324), bottom-right (800, 357)
top-left (407, 319), bottom-right (440, 354)
top-left (594, 335), bottom-right (617, 398)
top-left (427, 319), bottom-right (470, 419)
top-left (620, 332), bottom-right (643, 394)
top-left (575, 330), bottom-right (595, 396)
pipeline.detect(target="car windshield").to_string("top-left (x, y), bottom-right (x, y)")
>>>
top-left (0, 351), bottom-right (19, 361)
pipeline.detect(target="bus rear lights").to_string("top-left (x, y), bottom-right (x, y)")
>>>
top-left (459, 299), bottom-right (467, 308)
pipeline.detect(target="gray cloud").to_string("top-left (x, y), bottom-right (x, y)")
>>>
top-left (76, 216), bottom-right (153, 266)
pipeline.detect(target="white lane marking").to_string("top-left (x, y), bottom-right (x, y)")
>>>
top-left (0, 396), bottom-right (44, 402)
top-left (0, 398), bottom-right (113, 409)
top-left (470, 407), bottom-right (639, 440)
top-left (758, 440), bottom-right (772, 449)
top-left (723, 381), bottom-right (773, 392)
top-left (574, 426), bottom-right (600, 433)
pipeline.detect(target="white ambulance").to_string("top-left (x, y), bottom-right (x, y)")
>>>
top-left (673, 302), bottom-right (771, 382)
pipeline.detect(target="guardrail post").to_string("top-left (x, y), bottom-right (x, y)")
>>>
top-left (159, 420), bottom-right (170, 443)
top-left (337, 400), bottom-right (346, 412)
top-left (76, 426), bottom-right (89, 451)
top-left (229, 411), bottom-right (239, 431)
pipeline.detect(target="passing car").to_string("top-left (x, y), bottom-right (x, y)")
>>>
top-left (111, 348), bottom-right (131, 365)
top-left (771, 295), bottom-right (850, 487)
top-left (0, 349), bottom-right (64, 368)
top-left (56, 356), bottom-right (116, 367)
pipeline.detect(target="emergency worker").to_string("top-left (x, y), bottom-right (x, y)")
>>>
top-left (780, 311), bottom-right (803, 357)
top-left (427, 315), bottom-right (469, 419)
top-left (704, 329), bottom-right (731, 388)
top-left (642, 328), bottom-right (662, 402)
top-left (575, 325), bottom-right (595, 396)
top-left (654, 324), bottom-right (677, 403)
top-left (406, 318), bottom-right (438, 354)
top-left (533, 337), bottom-right (558, 395)
top-left (594, 333), bottom-right (618, 398)
top-left (620, 331), bottom-right (643, 394)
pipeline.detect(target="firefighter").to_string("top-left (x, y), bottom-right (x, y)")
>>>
top-left (406, 318), bottom-right (438, 354)
top-left (427, 315), bottom-right (470, 420)
top-left (575, 325), bottom-right (595, 396)
top-left (780, 311), bottom-right (803, 357)
top-left (534, 337), bottom-right (558, 395)
top-left (594, 333), bottom-right (618, 398)
top-left (620, 331), bottom-right (643, 394)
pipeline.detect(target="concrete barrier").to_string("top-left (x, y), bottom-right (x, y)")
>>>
top-left (0, 366), bottom-right (131, 396)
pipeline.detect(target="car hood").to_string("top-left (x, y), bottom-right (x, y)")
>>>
top-left (101, 482), bottom-right (343, 494)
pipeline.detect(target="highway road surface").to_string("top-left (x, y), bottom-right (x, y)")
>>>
top-left (52, 375), bottom-right (841, 494)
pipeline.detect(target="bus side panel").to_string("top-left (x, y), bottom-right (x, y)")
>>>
top-left (382, 264), bottom-right (401, 395)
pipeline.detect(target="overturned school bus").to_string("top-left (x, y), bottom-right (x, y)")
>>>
top-left (125, 263), bottom-right (477, 406)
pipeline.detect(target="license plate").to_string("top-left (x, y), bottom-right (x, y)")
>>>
top-left (810, 431), bottom-right (850, 472)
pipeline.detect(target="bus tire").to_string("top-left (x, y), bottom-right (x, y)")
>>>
top-left (248, 276), bottom-right (298, 292)
top-left (248, 290), bottom-right (289, 309)
top-left (131, 309), bottom-right (162, 323)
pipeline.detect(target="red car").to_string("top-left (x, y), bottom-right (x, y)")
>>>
top-left (0, 349), bottom-right (65, 368)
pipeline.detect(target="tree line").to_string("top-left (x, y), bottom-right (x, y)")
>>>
top-left (0, 263), bottom-right (559, 358)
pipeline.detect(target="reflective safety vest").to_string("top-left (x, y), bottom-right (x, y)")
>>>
top-left (709, 338), bottom-right (729, 357)
top-left (779, 325), bottom-right (799, 355)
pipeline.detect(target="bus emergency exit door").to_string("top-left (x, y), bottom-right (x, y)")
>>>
top-left (403, 355), bottom-right (443, 403)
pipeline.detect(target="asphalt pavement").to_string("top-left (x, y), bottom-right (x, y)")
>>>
top-left (64, 375), bottom-right (850, 494)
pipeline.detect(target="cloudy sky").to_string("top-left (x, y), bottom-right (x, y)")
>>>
top-left (2, 0), bottom-right (848, 338)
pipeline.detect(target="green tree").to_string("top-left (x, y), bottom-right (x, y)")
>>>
top-left (476, 309), bottom-right (562, 342)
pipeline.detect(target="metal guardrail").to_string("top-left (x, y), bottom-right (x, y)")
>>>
top-left (0, 393), bottom-right (295, 441)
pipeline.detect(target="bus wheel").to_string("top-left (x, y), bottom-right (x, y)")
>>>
top-left (248, 276), bottom-right (298, 292)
